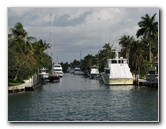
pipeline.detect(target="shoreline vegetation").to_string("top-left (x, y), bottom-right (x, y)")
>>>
top-left (8, 13), bottom-right (158, 86)
top-left (8, 81), bottom-right (24, 87)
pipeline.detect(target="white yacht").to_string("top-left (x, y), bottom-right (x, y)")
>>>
top-left (101, 50), bottom-right (133, 85)
top-left (53, 63), bottom-right (63, 77)
top-left (74, 67), bottom-right (84, 75)
top-left (89, 65), bottom-right (99, 79)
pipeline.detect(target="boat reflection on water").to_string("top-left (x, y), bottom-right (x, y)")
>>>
top-left (105, 85), bottom-right (135, 90)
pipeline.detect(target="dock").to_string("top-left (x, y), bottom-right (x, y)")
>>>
top-left (8, 85), bottom-right (26, 93)
top-left (8, 75), bottom-right (42, 93)
top-left (137, 78), bottom-right (158, 88)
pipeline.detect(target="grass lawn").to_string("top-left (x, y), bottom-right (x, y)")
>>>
top-left (8, 81), bottom-right (24, 87)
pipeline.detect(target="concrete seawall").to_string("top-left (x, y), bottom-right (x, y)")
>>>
top-left (8, 75), bottom-right (42, 93)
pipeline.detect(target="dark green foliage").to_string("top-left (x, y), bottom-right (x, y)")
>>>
top-left (60, 62), bottom-right (69, 73)
top-left (136, 13), bottom-right (158, 62)
top-left (8, 22), bottom-right (52, 83)
top-left (69, 43), bottom-right (114, 73)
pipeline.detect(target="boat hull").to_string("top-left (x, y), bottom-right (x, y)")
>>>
top-left (74, 71), bottom-right (84, 75)
top-left (101, 73), bottom-right (133, 85)
top-left (49, 75), bottom-right (60, 83)
top-left (89, 73), bottom-right (99, 79)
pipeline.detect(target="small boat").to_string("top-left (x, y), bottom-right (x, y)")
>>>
top-left (145, 70), bottom-right (158, 87)
top-left (74, 67), bottom-right (84, 75)
top-left (101, 50), bottom-right (133, 85)
top-left (89, 65), bottom-right (99, 79)
top-left (39, 67), bottom-right (49, 81)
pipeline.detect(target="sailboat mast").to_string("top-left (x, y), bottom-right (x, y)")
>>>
top-left (50, 13), bottom-right (53, 66)
top-left (80, 50), bottom-right (82, 69)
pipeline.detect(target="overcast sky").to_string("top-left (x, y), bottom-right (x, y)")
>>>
top-left (8, 7), bottom-right (159, 63)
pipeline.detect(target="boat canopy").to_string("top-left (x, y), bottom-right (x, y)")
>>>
top-left (105, 58), bottom-right (132, 78)
top-left (107, 64), bottom-right (132, 78)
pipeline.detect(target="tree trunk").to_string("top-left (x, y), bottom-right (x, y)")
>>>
top-left (149, 35), bottom-right (152, 67)
top-left (149, 40), bottom-right (151, 62)
top-left (126, 50), bottom-right (130, 64)
top-left (14, 67), bottom-right (20, 81)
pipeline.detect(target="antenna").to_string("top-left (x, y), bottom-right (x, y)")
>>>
top-left (80, 50), bottom-right (82, 60)
top-left (112, 42), bottom-right (119, 59)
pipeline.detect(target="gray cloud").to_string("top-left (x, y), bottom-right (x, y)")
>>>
top-left (53, 11), bottom-right (92, 26)
top-left (8, 7), bottom-right (159, 63)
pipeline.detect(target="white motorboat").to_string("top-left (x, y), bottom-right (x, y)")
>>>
top-left (101, 50), bottom-right (133, 85)
top-left (74, 67), bottom-right (84, 75)
top-left (89, 65), bottom-right (99, 79)
top-left (39, 67), bottom-right (49, 80)
top-left (53, 63), bottom-right (63, 77)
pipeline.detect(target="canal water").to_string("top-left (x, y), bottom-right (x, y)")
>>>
top-left (8, 74), bottom-right (158, 122)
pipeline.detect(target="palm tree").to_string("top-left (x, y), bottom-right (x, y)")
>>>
top-left (119, 35), bottom-right (134, 63)
top-left (10, 22), bottom-right (28, 54)
top-left (130, 40), bottom-right (144, 76)
top-left (136, 13), bottom-right (158, 63)
top-left (97, 43), bottom-right (114, 72)
top-left (10, 22), bottom-right (37, 54)
top-left (102, 43), bottom-right (114, 59)
top-left (32, 40), bottom-right (51, 69)
top-left (9, 22), bottom-right (36, 81)
top-left (8, 22), bottom-right (52, 82)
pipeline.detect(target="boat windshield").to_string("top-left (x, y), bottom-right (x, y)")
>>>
top-left (54, 65), bottom-right (61, 67)
top-left (112, 60), bottom-right (117, 63)
top-left (54, 69), bottom-right (62, 71)
top-left (108, 59), bottom-right (127, 64)
top-left (92, 66), bottom-right (98, 68)
top-left (75, 69), bottom-right (81, 71)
